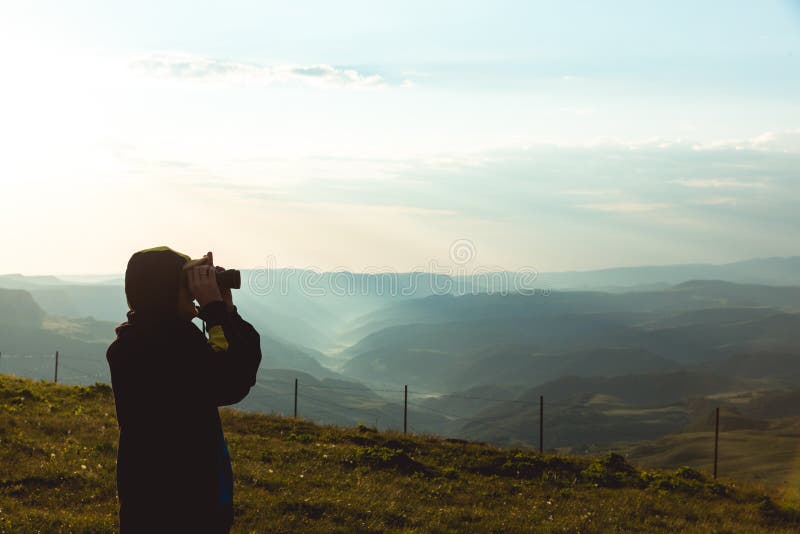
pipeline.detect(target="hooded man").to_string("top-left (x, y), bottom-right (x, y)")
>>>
top-left (106, 247), bottom-right (262, 533)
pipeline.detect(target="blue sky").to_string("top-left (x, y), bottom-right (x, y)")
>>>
top-left (1, 1), bottom-right (799, 274)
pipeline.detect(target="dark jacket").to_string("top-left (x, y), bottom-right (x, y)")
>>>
top-left (106, 300), bottom-right (262, 533)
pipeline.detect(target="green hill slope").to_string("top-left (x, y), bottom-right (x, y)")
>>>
top-left (2, 373), bottom-right (800, 533)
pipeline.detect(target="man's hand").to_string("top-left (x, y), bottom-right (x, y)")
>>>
top-left (187, 252), bottom-right (223, 308)
top-left (215, 265), bottom-right (235, 311)
top-left (206, 250), bottom-right (235, 311)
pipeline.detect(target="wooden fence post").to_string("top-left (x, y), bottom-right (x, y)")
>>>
top-left (404, 385), bottom-right (408, 435)
top-left (714, 407), bottom-right (720, 479)
top-left (539, 395), bottom-right (544, 453)
top-left (293, 378), bottom-right (298, 419)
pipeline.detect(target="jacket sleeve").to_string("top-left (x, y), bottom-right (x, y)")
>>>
top-left (193, 300), bottom-right (263, 406)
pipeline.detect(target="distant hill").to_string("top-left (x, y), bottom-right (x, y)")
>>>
top-left (0, 288), bottom-right (110, 382)
top-left (437, 371), bottom-right (740, 448)
top-left (341, 288), bottom-right (800, 391)
top-left (449, 346), bottom-right (680, 389)
top-left (345, 279), bottom-right (800, 343)
top-left (516, 371), bottom-right (740, 407)
top-left (5, 269), bottom-right (800, 454)
top-left (667, 280), bottom-right (800, 309)
top-left (621, 415), bottom-right (800, 491)
top-left (0, 274), bottom-right (128, 321)
top-left (242, 369), bottom-right (445, 430)
top-left (6, 254), bottom-right (800, 344)
top-left (0, 288), bottom-right (344, 382)
top-left (535, 256), bottom-right (800, 288)
top-left (0, 288), bottom-right (45, 326)
top-left (710, 351), bottom-right (800, 385)
top-left (0, 274), bottom-right (68, 287)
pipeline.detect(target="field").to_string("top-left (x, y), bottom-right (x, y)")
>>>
top-left (3, 373), bottom-right (800, 533)
top-left (621, 417), bottom-right (800, 501)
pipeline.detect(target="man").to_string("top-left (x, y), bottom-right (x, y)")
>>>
top-left (107, 246), bottom-right (262, 533)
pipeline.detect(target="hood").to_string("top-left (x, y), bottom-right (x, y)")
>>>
top-left (117, 246), bottom-right (191, 335)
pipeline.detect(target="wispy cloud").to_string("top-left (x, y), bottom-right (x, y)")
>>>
top-left (560, 189), bottom-right (611, 197)
top-left (691, 130), bottom-right (800, 153)
top-left (692, 197), bottom-right (739, 206)
top-left (577, 202), bottom-right (671, 213)
top-left (669, 178), bottom-right (770, 189)
top-left (129, 53), bottom-right (388, 89)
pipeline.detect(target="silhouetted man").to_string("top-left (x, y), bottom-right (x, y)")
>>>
top-left (107, 247), bottom-right (262, 533)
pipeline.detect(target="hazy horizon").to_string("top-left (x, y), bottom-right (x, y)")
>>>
top-left (2, 252), bottom-right (798, 279)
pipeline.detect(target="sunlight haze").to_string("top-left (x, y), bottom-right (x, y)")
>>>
top-left (2, 0), bottom-right (799, 274)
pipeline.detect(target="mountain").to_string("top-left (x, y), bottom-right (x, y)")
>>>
top-left (241, 369), bottom-right (445, 431)
top-left (0, 288), bottom-right (46, 326)
top-left (515, 371), bottom-right (740, 408)
top-left (442, 371), bottom-right (741, 448)
top-left (0, 288), bottom-right (111, 383)
top-left (449, 346), bottom-right (680, 389)
top-left (0, 288), bottom-right (342, 382)
top-left (535, 256), bottom-right (800, 288)
top-left (341, 309), bottom-right (800, 389)
top-left (0, 274), bottom-right (129, 322)
top-left (5, 268), bottom-right (800, 454)
top-left (4, 256), bottom-right (800, 373)
top-left (345, 280), bottom-right (800, 341)
top-left (341, 282), bottom-right (800, 391)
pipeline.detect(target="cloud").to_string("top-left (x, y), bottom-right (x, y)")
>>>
top-left (129, 53), bottom-right (387, 89)
top-left (669, 178), bottom-right (770, 189)
top-left (577, 202), bottom-right (671, 213)
top-left (692, 197), bottom-right (739, 206)
top-left (560, 189), bottom-right (610, 197)
top-left (113, 130), bottom-right (799, 269)
top-left (691, 130), bottom-right (800, 153)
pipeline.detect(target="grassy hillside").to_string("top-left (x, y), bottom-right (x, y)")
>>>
top-left (623, 425), bottom-right (800, 494)
top-left (617, 411), bottom-right (800, 499)
top-left (3, 374), bottom-right (800, 533)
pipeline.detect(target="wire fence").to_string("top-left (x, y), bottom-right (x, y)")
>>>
top-left (0, 350), bottom-right (561, 438)
top-left (0, 349), bottom-right (724, 478)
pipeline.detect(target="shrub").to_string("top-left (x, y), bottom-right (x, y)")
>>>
top-left (286, 432), bottom-right (315, 444)
top-left (674, 466), bottom-right (705, 482)
top-left (581, 453), bottom-right (643, 488)
top-left (354, 446), bottom-right (428, 474)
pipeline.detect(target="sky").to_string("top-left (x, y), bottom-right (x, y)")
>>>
top-left (1, 1), bottom-right (799, 275)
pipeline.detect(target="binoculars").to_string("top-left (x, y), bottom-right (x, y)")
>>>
top-left (215, 268), bottom-right (241, 289)
top-left (183, 256), bottom-right (241, 289)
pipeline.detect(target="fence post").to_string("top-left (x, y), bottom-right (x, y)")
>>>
top-left (54, 351), bottom-right (59, 383)
top-left (403, 385), bottom-right (408, 435)
top-left (713, 407), bottom-right (720, 479)
top-left (293, 378), bottom-right (298, 419)
top-left (539, 395), bottom-right (544, 454)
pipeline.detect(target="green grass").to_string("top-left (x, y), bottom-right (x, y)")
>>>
top-left (2, 373), bottom-right (800, 533)
top-left (621, 417), bottom-right (800, 501)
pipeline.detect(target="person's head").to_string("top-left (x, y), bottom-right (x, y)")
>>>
top-left (124, 246), bottom-right (198, 323)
